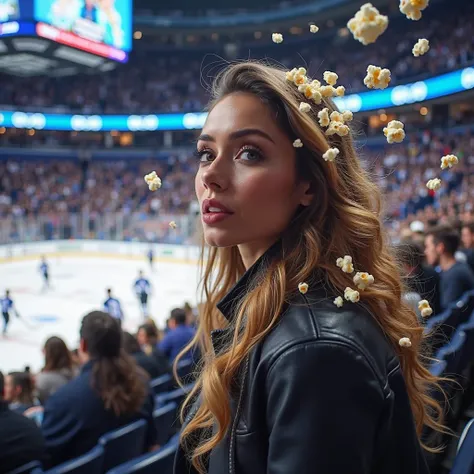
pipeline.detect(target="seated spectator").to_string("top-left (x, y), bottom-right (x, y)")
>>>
top-left (425, 226), bottom-right (474, 310)
top-left (461, 221), bottom-right (474, 273)
top-left (137, 323), bottom-right (170, 375)
top-left (158, 308), bottom-right (196, 363)
top-left (123, 332), bottom-right (170, 379)
top-left (41, 311), bottom-right (157, 467)
top-left (35, 336), bottom-right (76, 404)
top-left (397, 240), bottom-right (441, 317)
top-left (4, 371), bottom-right (38, 414)
top-left (0, 371), bottom-right (47, 473)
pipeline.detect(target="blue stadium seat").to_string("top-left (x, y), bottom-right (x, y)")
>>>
top-left (105, 444), bottom-right (177, 474)
top-left (98, 419), bottom-right (147, 472)
top-left (150, 374), bottom-right (172, 396)
top-left (155, 383), bottom-right (194, 409)
top-left (152, 402), bottom-right (177, 446)
top-left (450, 419), bottom-right (474, 474)
top-left (425, 306), bottom-right (461, 352)
top-left (430, 359), bottom-right (447, 377)
top-left (176, 359), bottom-right (194, 381)
top-left (435, 329), bottom-right (467, 378)
top-left (41, 445), bottom-right (104, 474)
top-left (456, 291), bottom-right (474, 326)
top-left (6, 461), bottom-right (42, 474)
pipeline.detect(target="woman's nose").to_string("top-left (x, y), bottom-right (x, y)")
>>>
top-left (200, 156), bottom-right (230, 192)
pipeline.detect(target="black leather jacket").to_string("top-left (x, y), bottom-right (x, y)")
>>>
top-left (174, 246), bottom-right (430, 474)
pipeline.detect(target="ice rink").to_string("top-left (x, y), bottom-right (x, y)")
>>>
top-left (0, 253), bottom-right (200, 373)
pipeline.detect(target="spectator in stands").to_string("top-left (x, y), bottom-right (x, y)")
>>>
top-left (397, 240), bottom-right (441, 317)
top-left (41, 311), bottom-right (158, 467)
top-left (461, 221), bottom-right (474, 272)
top-left (123, 331), bottom-right (170, 379)
top-left (35, 336), bottom-right (76, 404)
top-left (424, 226), bottom-right (474, 309)
top-left (4, 371), bottom-right (38, 414)
top-left (137, 322), bottom-right (170, 375)
top-left (158, 308), bottom-right (196, 362)
top-left (0, 371), bottom-right (47, 473)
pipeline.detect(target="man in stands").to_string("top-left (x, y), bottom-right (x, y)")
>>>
top-left (425, 226), bottom-right (474, 310)
top-left (461, 221), bottom-right (474, 273)
top-left (158, 308), bottom-right (195, 363)
top-left (0, 371), bottom-right (47, 472)
top-left (41, 311), bottom-right (157, 467)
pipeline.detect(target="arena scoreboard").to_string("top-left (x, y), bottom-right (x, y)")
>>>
top-left (0, 0), bottom-right (132, 76)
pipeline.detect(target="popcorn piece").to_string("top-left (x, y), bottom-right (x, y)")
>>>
top-left (412, 38), bottom-right (430, 57)
top-left (426, 178), bottom-right (441, 191)
top-left (336, 255), bottom-right (354, 274)
top-left (440, 154), bottom-right (459, 170)
top-left (299, 102), bottom-right (312, 113)
top-left (293, 139), bottom-right (303, 148)
top-left (299, 83), bottom-right (318, 100)
top-left (144, 171), bottom-right (162, 191)
top-left (298, 282), bottom-right (309, 294)
top-left (309, 24), bottom-right (319, 33)
top-left (169, 221), bottom-right (177, 229)
top-left (286, 67), bottom-right (298, 82)
top-left (326, 122), bottom-right (350, 137)
top-left (318, 108), bottom-right (330, 127)
top-left (347, 3), bottom-right (388, 45)
top-left (399, 337), bottom-right (412, 348)
top-left (400, 0), bottom-right (429, 21)
top-left (272, 33), bottom-right (283, 43)
top-left (334, 296), bottom-right (344, 308)
top-left (323, 71), bottom-right (339, 86)
top-left (342, 110), bottom-right (353, 122)
top-left (353, 271), bottom-right (375, 290)
top-left (383, 120), bottom-right (406, 144)
top-left (319, 85), bottom-right (337, 98)
top-left (330, 111), bottom-right (344, 123)
top-left (336, 86), bottom-right (346, 97)
top-left (312, 90), bottom-right (323, 105)
top-left (418, 299), bottom-right (433, 318)
top-left (364, 65), bottom-right (391, 90)
top-left (323, 147), bottom-right (340, 162)
top-left (344, 287), bottom-right (360, 303)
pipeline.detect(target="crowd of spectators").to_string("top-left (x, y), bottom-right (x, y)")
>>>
top-left (0, 0), bottom-right (472, 114)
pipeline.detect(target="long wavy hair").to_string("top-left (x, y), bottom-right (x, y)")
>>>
top-left (178, 61), bottom-right (445, 472)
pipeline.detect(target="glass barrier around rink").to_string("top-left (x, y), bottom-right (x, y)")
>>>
top-left (0, 211), bottom-right (202, 246)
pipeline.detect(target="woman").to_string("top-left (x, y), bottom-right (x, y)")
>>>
top-left (36, 336), bottom-right (75, 404)
top-left (4, 371), bottom-right (38, 414)
top-left (174, 62), bottom-right (445, 474)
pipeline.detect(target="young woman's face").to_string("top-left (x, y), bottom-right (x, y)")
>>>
top-left (195, 93), bottom-right (311, 265)
top-left (4, 375), bottom-right (17, 402)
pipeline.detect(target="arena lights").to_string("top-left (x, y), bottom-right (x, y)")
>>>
top-left (1, 66), bottom-right (473, 132)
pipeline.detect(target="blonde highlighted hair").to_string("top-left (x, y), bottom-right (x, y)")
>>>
top-left (177, 62), bottom-right (445, 473)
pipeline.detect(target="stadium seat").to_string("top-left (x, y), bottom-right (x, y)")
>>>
top-left (105, 444), bottom-right (177, 474)
top-left (41, 445), bottom-right (104, 474)
top-left (6, 461), bottom-right (42, 474)
top-left (425, 307), bottom-right (461, 352)
top-left (176, 359), bottom-right (194, 381)
top-left (430, 359), bottom-right (447, 378)
top-left (155, 383), bottom-right (194, 409)
top-left (98, 419), bottom-right (147, 472)
top-left (456, 291), bottom-right (474, 326)
top-left (153, 402), bottom-right (177, 446)
top-left (150, 373), bottom-right (172, 396)
top-left (435, 330), bottom-right (467, 379)
top-left (450, 418), bottom-right (474, 474)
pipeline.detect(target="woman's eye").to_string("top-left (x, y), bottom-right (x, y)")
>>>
top-left (195, 150), bottom-right (214, 162)
top-left (239, 148), bottom-right (262, 162)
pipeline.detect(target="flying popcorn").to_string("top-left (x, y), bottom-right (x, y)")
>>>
top-left (337, 255), bottom-right (354, 274)
top-left (347, 3), bottom-right (388, 45)
top-left (318, 108), bottom-right (330, 127)
top-left (383, 120), bottom-right (406, 144)
top-left (399, 0), bottom-right (429, 21)
top-left (323, 147), bottom-right (340, 162)
top-left (353, 272), bottom-right (375, 290)
top-left (399, 337), bottom-right (412, 348)
top-left (342, 110), bottom-right (353, 122)
top-left (418, 299), bottom-right (433, 318)
top-left (336, 86), bottom-right (345, 97)
top-left (323, 71), bottom-right (338, 86)
top-left (310, 24), bottom-right (319, 33)
top-left (344, 287), bottom-right (360, 303)
top-left (144, 171), bottom-right (162, 191)
top-left (426, 178), bottom-right (441, 191)
top-left (272, 33), bottom-right (283, 43)
top-left (169, 221), bottom-right (177, 229)
top-left (364, 65), bottom-right (391, 90)
top-left (440, 154), bottom-right (459, 170)
top-left (293, 139), bottom-right (303, 148)
top-left (299, 102), bottom-right (312, 113)
top-left (412, 38), bottom-right (430, 57)
top-left (334, 296), bottom-right (344, 308)
top-left (298, 282), bottom-right (309, 294)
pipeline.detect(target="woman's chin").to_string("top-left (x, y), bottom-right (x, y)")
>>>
top-left (204, 229), bottom-right (239, 248)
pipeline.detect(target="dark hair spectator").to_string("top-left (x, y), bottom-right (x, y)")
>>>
top-left (5, 371), bottom-right (37, 414)
top-left (461, 222), bottom-right (474, 272)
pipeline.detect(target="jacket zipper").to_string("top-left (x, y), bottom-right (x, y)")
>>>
top-left (229, 356), bottom-right (250, 474)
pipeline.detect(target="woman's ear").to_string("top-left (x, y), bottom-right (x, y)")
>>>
top-left (298, 181), bottom-right (314, 207)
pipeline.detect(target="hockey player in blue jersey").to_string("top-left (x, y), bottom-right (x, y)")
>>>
top-left (133, 271), bottom-right (151, 318)
top-left (103, 288), bottom-right (124, 324)
top-left (39, 256), bottom-right (50, 291)
top-left (1, 290), bottom-right (19, 336)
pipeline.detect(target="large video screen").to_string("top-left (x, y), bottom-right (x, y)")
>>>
top-left (0, 0), bottom-right (20, 22)
top-left (34, 0), bottom-right (132, 52)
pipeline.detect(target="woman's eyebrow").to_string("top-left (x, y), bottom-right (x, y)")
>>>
top-left (196, 128), bottom-right (275, 144)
